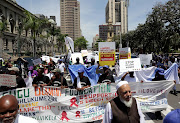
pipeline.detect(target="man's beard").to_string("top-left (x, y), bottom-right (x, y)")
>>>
top-left (1, 117), bottom-right (16, 123)
top-left (119, 96), bottom-right (133, 108)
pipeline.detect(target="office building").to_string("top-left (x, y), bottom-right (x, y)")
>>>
top-left (60, 0), bottom-right (81, 41)
top-left (105, 0), bottom-right (129, 34)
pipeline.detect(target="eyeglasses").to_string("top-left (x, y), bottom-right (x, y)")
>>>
top-left (121, 90), bottom-right (131, 95)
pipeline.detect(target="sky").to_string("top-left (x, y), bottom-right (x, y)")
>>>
top-left (16, 0), bottom-right (169, 47)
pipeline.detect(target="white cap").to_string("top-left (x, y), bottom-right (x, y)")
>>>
top-left (116, 81), bottom-right (128, 90)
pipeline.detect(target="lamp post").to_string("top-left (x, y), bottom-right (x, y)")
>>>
top-left (48, 19), bottom-right (55, 56)
top-left (119, 28), bottom-right (122, 48)
top-left (0, 14), bottom-right (4, 58)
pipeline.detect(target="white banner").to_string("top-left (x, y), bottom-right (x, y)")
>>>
top-left (119, 58), bottom-right (142, 72)
top-left (33, 58), bottom-right (42, 66)
top-left (0, 81), bottom-right (174, 122)
top-left (0, 74), bottom-right (16, 87)
top-left (65, 36), bottom-right (74, 53)
top-left (139, 54), bottom-right (152, 65)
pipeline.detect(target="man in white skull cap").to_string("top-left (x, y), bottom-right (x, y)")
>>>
top-left (103, 81), bottom-right (145, 123)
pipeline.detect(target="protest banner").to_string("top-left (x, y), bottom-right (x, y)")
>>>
top-left (119, 47), bottom-right (131, 59)
top-left (119, 58), bottom-right (141, 72)
top-left (65, 36), bottom-right (74, 53)
top-left (139, 54), bottom-right (152, 65)
top-left (99, 42), bottom-right (115, 66)
top-left (0, 81), bottom-right (174, 122)
top-left (33, 58), bottom-right (42, 66)
top-left (81, 50), bottom-right (89, 57)
top-left (0, 74), bottom-right (16, 86)
top-left (41, 56), bottom-right (50, 63)
top-left (70, 52), bottom-right (84, 64)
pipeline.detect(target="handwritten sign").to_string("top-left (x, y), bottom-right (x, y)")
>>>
top-left (33, 58), bottom-right (42, 66)
top-left (119, 58), bottom-right (141, 72)
top-left (0, 74), bottom-right (16, 86)
top-left (139, 54), bottom-right (152, 65)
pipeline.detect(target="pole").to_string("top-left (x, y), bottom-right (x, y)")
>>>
top-left (119, 28), bottom-right (122, 48)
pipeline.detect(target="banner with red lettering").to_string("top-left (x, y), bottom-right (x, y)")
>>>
top-left (0, 81), bottom-right (174, 122)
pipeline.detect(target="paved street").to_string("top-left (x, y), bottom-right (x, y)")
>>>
top-left (145, 84), bottom-right (180, 123)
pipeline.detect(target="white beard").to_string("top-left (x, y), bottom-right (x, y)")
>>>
top-left (120, 97), bottom-right (133, 108)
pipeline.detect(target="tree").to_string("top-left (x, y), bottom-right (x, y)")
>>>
top-left (57, 34), bottom-right (68, 53)
top-left (74, 37), bottom-right (88, 51)
top-left (94, 38), bottom-right (105, 51)
top-left (23, 10), bottom-right (41, 57)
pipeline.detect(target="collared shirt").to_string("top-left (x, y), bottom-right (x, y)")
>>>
top-left (103, 99), bottom-right (145, 123)
top-left (14, 114), bottom-right (39, 123)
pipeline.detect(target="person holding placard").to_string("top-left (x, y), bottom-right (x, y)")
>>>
top-left (32, 69), bottom-right (50, 87)
top-left (49, 69), bottom-right (68, 88)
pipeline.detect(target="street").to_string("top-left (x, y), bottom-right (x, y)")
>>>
top-left (145, 84), bottom-right (180, 123)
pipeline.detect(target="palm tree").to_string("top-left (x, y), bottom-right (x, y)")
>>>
top-left (23, 10), bottom-right (41, 57)
top-left (47, 21), bottom-right (60, 56)
top-left (57, 34), bottom-right (68, 53)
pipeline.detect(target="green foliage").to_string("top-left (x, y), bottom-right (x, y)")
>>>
top-left (119, 0), bottom-right (180, 53)
top-left (74, 37), bottom-right (89, 51)
top-left (94, 38), bottom-right (105, 50)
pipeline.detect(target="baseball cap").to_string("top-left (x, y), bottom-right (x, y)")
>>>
top-left (155, 68), bottom-right (165, 75)
top-left (103, 65), bottom-right (109, 69)
top-left (163, 109), bottom-right (180, 123)
top-left (77, 67), bottom-right (84, 73)
top-left (8, 67), bottom-right (19, 72)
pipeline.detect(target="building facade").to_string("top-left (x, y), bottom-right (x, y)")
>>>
top-left (99, 23), bottom-right (121, 41)
top-left (92, 34), bottom-right (99, 49)
top-left (105, 0), bottom-right (128, 34)
top-left (0, 0), bottom-right (59, 58)
top-left (60, 0), bottom-right (81, 41)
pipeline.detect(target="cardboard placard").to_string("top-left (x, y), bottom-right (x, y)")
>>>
top-left (0, 74), bottom-right (16, 87)
top-left (119, 58), bottom-right (141, 72)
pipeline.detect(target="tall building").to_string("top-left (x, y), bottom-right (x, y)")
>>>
top-left (105, 0), bottom-right (129, 34)
top-left (99, 23), bottom-right (120, 41)
top-left (60, 0), bottom-right (81, 41)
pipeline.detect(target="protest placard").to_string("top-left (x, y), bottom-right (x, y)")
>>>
top-left (99, 42), bottom-right (115, 66)
top-left (119, 58), bottom-right (141, 72)
top-left (0, 81), bottom-right (174, 122)
top-left (139, 54), bottom-right (152, 65)
top-left (119, 47), bottom-right (131, 59)
top-left (33, 58), bottom-right (42, 66)
top-left (70, 52), bottom-right (84, 64)
top-left (0, 74), bottom-right (16, 86)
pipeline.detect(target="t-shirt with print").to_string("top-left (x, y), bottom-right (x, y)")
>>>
top-left (51, 77), bottom-right (68, 87)
top-left (32, 75), bottom-right (50, 85)
top-left (98, 74), bottom-right (115, 83)
top-left (73, 76), bottom-right (91, 88)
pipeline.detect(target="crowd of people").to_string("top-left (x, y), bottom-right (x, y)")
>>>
top-left (0, 53), bottom-right (179, 123)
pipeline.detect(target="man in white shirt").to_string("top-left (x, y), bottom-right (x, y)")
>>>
top-left (58, 59), bottom-right (65, 76)
top-left (103, 81), bottom-right (145, 123)
top-left (0, 95), bottom-right (39, 123)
